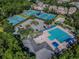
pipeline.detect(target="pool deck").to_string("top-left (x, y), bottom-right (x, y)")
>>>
top-left (33, 25), bottom-right (74, 50)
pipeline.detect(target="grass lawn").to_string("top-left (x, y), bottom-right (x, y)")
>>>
top-left (0, 27), bottom-right (3, 32)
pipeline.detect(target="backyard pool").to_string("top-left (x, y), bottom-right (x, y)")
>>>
top-left (48, 28), bottom-right (71, 43)
top-left (52, 42), bottom-right (59, 48)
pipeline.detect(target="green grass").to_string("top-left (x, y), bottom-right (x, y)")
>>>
top-left (0, 27), bottom-right (3, 32)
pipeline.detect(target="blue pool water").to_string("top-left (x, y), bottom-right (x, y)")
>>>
top-left (66, 38), bottom-right (75, 45)
top-left (8, 15), bottom-right (26, 25)
top-left (52, 42), bottom-right (59, 48)
top-left (48, 28), bottom-right (71, 42)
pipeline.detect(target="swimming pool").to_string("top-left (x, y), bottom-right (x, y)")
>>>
top-left (48, 28), bottom-right (71, 43)
top-left (52, 42), bottom-right (59, 48)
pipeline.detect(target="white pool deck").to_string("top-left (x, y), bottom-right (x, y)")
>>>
top-left (33, 25), bottom-right (74, 50)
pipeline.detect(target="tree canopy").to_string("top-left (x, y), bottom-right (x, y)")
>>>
top-left (0, 0), bottom-right (33, 21)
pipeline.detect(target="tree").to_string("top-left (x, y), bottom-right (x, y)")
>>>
top-left (41, 0), bottom-right (57, 5)
top-left (0, 32), bottom-right (27, 59)
top-left (2, 20), bottom-right (14, 33)
top-left (43, 7), bottom-right (49, 12)
top-left (0, 0), bottom-right (33, 21)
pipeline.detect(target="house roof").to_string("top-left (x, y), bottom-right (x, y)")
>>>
top-left (36, 48), bottom-right (53, 59)
top-left (22, 38), bottom-right (52, 53)
top-left (22, 39), bottom-right (39, 53)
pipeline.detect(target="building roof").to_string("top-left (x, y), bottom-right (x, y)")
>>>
top-left (22, 38), bottom-right (52, 53)
top-left (68, 7), bottom-right (77, 14)
top-left (70, 2), bottom-right (79, 9)
top-left (23, 38), bottom-right (39, 53)
top-left (23, 38), bottom-right (53, 59)
top-left (36, 48), bottom-right (53, 59)
top-left (57, 6), bottom-right (68, 14)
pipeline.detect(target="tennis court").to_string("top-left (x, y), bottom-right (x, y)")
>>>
top-left (8, 15), bottom-right (26, 25)
top-left (23, 10), bottom-right (56, 21)
top-left (8, 10), bottom-right (56, 26)
top-left (36, 12), bottom-right (56, 21)
top-left (23, 10), bottom-right (40, 16)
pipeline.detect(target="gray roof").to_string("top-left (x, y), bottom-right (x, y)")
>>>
top-left (22, 38), bottom-right (53, 53)
top-left (22, 38), bottom-right (38, 53)
top-left (22, 38), bottom-right (54, 59)
top-left (36, 48), bottom-right (52, 59)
